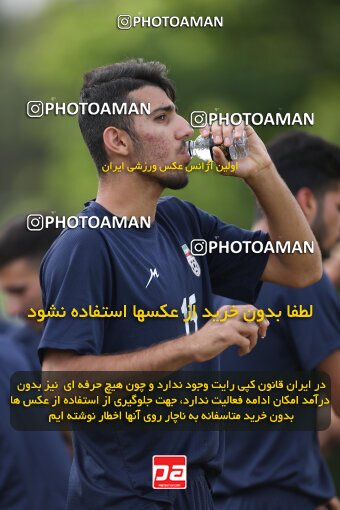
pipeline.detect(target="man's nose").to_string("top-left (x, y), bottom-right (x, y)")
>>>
top-left (175, 115), bottom-right (194, 140)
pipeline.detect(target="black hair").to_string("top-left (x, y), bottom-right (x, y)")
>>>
top-left (255, 131), bottom-right (340, 220)
top-left (78, 58), bottom-right (176, 173)
top-left (0, 215), bottom-right (62, 269)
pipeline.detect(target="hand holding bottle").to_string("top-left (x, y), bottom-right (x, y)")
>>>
top-left (200, 122), bottom-right (273, 182)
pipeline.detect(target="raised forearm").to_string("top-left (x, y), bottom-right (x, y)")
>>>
top-left (42, 305), bottom-right (269, 374)
top-left (42, 334), bottom-right (194, 373)
top-left (208, 122), bottom-right (322, 286)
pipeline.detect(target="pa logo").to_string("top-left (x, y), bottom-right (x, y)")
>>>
top-left (152, 455), bottom-right (187, 489)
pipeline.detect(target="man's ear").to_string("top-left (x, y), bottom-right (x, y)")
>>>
top-left (102, 126), bottom-right (131, 157)
top-left (295, 187), bottom-right (318, 223)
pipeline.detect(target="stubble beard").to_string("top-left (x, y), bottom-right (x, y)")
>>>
top-left (131, 138), bottom-right (189, 190)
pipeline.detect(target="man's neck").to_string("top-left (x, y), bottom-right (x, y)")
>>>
top-left (96, 173), bottom-right (163, 221)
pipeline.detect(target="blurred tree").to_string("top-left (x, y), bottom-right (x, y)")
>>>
top-left (1, 0), bottom-right (340, 229)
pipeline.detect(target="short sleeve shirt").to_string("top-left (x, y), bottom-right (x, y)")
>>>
top-left (214, 275), bottom-right (340, 505)
top-left (39, 197), bottom-right (270, 509)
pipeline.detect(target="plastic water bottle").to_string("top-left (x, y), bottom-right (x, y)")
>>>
top-left (186, 128), bottom-right (248, 162)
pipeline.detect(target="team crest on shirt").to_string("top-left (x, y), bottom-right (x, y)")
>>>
top-left (181, 244), bottom-right (201, 277)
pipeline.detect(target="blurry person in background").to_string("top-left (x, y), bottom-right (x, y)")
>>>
top-left (213, 131), bottom-right (340, 510)
top-left (0, 215), bottom-right (71, 509)
top-left (0, 325), bottom-right (71, 510)
top-left (0, 215), bottom-right (62, 370)
top-left (324, 242), bottom-right (340, 290)
top-left (319, 240), bottom-right (340, 499)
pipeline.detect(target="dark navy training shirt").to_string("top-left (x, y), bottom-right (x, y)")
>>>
top-left (0, 323), bottom-right (70, 510)
top-left (214, 274), bottom-right (340, 507)
top-left (39, 197), bottom-right (269, 509)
